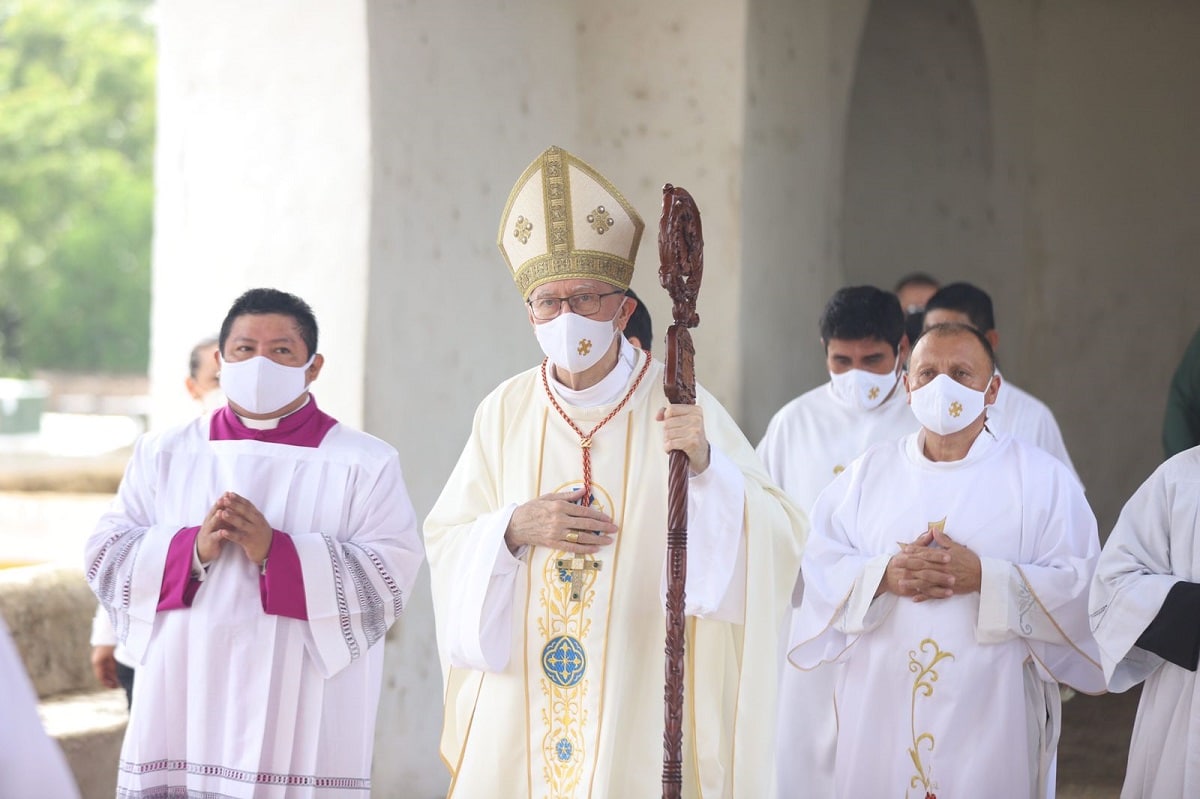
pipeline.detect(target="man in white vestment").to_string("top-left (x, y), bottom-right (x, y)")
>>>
top-left (791, 322), bottom-right (1104, 798)
top-left (424, 145), bottom-right (807, 798)
top-left (922, 281), bottom-right (1078, 476)
top-left (1090, 444), bottom-right (1200, 797)
top-left (757, 285), bottom-right (919, 797)
top-left (86, 288), bottom-right (425, 799)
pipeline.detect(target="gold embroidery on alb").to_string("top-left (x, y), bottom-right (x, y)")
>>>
top-left (906, 638), bottom-right (955, 798)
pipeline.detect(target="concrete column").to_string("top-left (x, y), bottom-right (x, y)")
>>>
top-left (741, 0), bottom-right (870, 440)
top-left (150, 0), bottom-right (372, 429)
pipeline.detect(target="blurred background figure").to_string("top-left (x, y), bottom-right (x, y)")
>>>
top-left (893, 272), bottom-right (940, 355)
top-left (622, 288), bottom-right (654, 352)
top-left (1163, 325), bottom-right (1200, 459)
top-left (88, 335), bottom-right (221, 707)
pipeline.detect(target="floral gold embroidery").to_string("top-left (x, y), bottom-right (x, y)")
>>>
top-left (907, 638), bottom-right (955, 798)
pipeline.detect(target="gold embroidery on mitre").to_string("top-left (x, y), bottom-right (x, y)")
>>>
top-left (587, 205), bottom-right (615, 235)
top-left (513, 215), bottom-right (534, 244)
top-left (948, 401), bottom-right (963, 418)
top-left (497, 146), bottom-right (644, 299)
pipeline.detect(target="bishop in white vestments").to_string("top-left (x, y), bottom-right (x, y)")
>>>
top-left (791, 322), bottom-right (1104, 798)
top-left (425, 146), bottom-right (807, 798)
top-left (86, 289), bottom-right (425, 799)
top-left (1090, 444), bottom-right (1200, 798)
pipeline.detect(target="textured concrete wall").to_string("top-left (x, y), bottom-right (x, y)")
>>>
top-left (742, 0), bottom-right (1200, 535)
top-left (741, 0), bottom-right (870, 439)
top-left (149, 0), bottom-right (372, 430)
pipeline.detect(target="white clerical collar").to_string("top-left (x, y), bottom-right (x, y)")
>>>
top-left (549, 336), bottom-right (639, 408)
top-left (235, 394), bottom-right (311, 430)
top-left (909, 421), bottom-right (998, 467)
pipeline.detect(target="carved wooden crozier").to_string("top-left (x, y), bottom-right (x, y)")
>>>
top-left (658, 183), bottom-right (703, 799)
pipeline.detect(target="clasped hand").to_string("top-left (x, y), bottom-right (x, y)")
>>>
top-left (505, 488), bottom-right (618, 554)
top-left (196, 491), bottom-right (273, 566)
top-left (879, 526), bottom-right (981, 602)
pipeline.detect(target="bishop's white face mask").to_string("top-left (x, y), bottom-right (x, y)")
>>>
top-left (909, 372), bottom-right (993, 435)
top-left (829, 354), bottom-right (902, 411)
top-left (535, 312), bottom-right (618, 374)
top-left (219, 354), bottom-right (314, 415)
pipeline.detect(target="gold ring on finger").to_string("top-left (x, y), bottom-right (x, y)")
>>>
top-left (565, 531), bottom-right (580, 543)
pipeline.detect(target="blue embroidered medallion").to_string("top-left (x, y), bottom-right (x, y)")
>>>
top-left (542, 635), bottom-right (587, 687)
top-left (556, 738), bottom-right (574, 762)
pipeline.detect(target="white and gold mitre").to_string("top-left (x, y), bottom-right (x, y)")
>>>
top-left (498, 145), bottom-right (645, 299)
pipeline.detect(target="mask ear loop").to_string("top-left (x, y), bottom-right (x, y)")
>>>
top-left (982, 371), bottom-right (998, 439)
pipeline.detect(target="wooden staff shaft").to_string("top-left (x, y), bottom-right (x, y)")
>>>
top-left (658, 184), bottom-right (703, 799)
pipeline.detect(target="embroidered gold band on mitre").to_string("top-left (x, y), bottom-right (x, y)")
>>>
top-left (513, 252), bottom-right (635, 298)
top-left (499, 145), bottom-right (644, 300)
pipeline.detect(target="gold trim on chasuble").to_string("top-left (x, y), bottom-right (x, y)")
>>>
top-left (528, 407), bottom-right (633, 798)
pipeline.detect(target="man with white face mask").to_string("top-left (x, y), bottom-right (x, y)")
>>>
top-left (789, 322), bottom-right (1104, 798)
top-left (425, 145), bottom-right (807, 798)
top-left (85, 288), bottom-right (425, 799)
top-left (923, 281), bottom-right (1077, 478)
top-left (757, 285), bottom-right (919, 798)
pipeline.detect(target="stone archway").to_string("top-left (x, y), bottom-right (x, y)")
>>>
top-left (840, 0), bottom-right (993, 293)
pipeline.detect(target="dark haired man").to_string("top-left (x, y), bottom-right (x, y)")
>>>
top-left (622, 287), bottom-right (653, 351)
top-left (923, 281), bottom-right (1076, 476)
top-left (791, 322), bottom-right (1103, 797)
top-left (86, 288), bottom-right (424, 798)
top-left (758, 285), bottom-right (920, 797)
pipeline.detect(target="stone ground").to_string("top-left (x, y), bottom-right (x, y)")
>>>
top-left (0, 443), bottom-right (1143, 797)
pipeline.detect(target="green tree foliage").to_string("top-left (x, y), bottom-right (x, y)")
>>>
top-left (0, 0), bottom-right (155, 374)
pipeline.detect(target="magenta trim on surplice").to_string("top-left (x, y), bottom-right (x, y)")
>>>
top-left (260, 531), bottom-right (309, 620)
top-left (158, 526), bottom-right (202, 610)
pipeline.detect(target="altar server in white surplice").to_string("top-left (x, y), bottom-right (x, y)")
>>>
top-left (791, 322), bottom-right (1104, 799)
top-left (425, 145), bottom-right (807, 798)
top-left (85, 288), bottom-right (425, 799)
top-left (757, 285), bottom-right (919, 798)
top-left (1090, 445), bottom-right (1200, 798)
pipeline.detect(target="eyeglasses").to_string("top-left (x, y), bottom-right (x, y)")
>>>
top-left (527, 290), bottom-right (626, 321)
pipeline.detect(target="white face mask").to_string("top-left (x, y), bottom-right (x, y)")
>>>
top-left (829, 354), bottom-right (902, 411)
top-left (534, 312), bottom-right (617, 374)
top-left (219, 354), bottom-right (314, 415)
top-left (199, 388), bottom-right (226, 413)
top-left (908, 372), bottom-right (993, 435)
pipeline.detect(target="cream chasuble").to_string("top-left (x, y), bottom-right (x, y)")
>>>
top-left (1090, 445), bottom-right (1200, 798)
top-left (426, 349), bottom-right (807, 798)
top-left (790, 432), bottom-right (1103, 799)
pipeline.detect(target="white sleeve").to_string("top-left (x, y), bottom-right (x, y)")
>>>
top-left (662, 444), bottom-right (747, 622)
top-left (90, 605), bottom-right (117, 647)
top-left (444, 503), bottom-right (525, 672)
